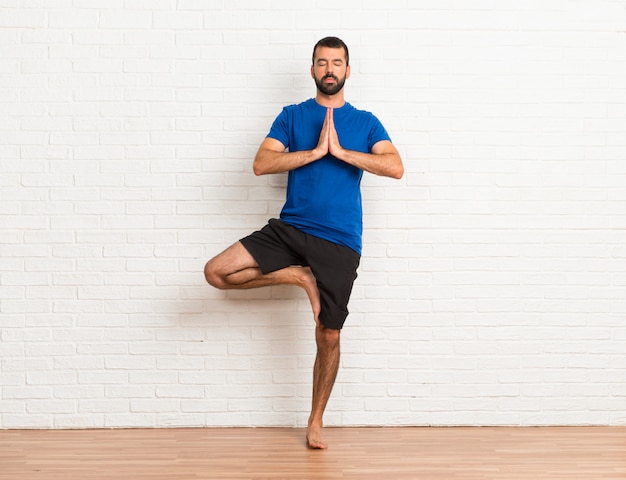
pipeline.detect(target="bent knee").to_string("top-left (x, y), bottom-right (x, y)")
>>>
top-left (204, 261), bottom-right (226, 289)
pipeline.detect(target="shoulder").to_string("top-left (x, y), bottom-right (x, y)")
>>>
top-left (341, 103), bottom-right (391, 145)
top-left (273, 99), bottom-right (319, 123)
top-left (341, 103), bottom-right (385, 128)
top-left (343, 103), bottom-right (379, 120)
top-left (281, 98), bottom-right (317, 113)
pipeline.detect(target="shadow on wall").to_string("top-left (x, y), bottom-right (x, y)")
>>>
top-left (173, 283), bottom-right (316, 425)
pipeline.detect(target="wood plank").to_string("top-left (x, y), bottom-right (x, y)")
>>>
top-left (1, 427), bottom-right (625, 479)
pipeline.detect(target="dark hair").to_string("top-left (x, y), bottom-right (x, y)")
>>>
top-left (312, 36), bottom-right (349, 67)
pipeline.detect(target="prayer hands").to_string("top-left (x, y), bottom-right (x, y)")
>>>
top-left (315, 108), bottom-right (343, 159)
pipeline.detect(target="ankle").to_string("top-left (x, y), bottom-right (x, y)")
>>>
top-left (308, 416), bottom-right (323, 428)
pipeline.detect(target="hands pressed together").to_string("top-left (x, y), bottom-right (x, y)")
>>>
top-left (254, 106), bottom-right (403, 179)
top-left (314, 108), bottom-right (344, 161)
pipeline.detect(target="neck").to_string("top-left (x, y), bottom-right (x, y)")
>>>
top-left (315, 91), bottom-right (346, 109)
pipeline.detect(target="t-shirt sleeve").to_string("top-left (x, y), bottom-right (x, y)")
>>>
top-left (266, 107), bottom-right (290, 148)
top-left (368, 115), bottom-right (392, 152)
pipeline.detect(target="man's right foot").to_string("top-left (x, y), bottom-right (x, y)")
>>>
top-left (299, 267), bottom-right (321, 325)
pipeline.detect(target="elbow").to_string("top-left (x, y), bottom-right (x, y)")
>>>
top-left (252, 157), bottom-right (267, 176)
top-left (390, 161), bottom-right (404, 180)
top-left (381, 151), bottom-right (404, 179)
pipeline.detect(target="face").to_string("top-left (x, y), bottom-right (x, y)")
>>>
top-left (311, 46), bottom-right (350, 96)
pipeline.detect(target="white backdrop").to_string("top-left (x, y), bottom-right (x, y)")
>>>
top-left (1, 0), bottom-right (626, 428)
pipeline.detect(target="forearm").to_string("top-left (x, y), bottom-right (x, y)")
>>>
top-left (253, 147), bottom-right (324, 175)
top-left (333, 148), bottom-right (404, 179)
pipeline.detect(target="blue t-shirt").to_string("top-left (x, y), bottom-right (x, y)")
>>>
top-left (266, 98), bottom-right (391, 254)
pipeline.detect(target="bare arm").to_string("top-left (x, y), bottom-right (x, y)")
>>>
top-left (254, 107), bottom-right (404, 179)
top-left (328, 107), bottom-right (404, 179)
top-left (253, 138), bottom-right (324, 176)
top-left (332, 139), bottom-right (404, 179)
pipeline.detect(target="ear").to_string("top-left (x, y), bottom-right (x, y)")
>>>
top-left (346, 65), bottom-right (351, 79)
top-left (310, 65), bottom-right (315, 79)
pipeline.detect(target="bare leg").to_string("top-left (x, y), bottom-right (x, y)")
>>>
top-left (306, 325), bottom-right (340, 450)
top-left (204, 241), bottom-right (321, 321)
top-left (206, 241), bottom-right (334, 448)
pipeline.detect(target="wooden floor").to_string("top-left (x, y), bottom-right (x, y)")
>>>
top-left (1, 427), bottom-right (625, 479)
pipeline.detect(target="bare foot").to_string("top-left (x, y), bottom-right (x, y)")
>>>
top-left (306, 423), bottom-right (328, 450)
top-left (299, 267), bottom-right (321, 325)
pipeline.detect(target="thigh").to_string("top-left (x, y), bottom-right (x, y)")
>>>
top-left (240, 219), bottom-right (305, 274)
top-left (206, 241), bottom-right (259, 276)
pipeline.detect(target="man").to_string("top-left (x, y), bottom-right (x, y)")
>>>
top-left (204, 37), bottom-right (403, 449)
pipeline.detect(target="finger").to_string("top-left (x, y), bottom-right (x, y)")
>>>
top-left (329, 110), bottom-right (338, 139)
top-left (325, 109), bottom-right (331, 140)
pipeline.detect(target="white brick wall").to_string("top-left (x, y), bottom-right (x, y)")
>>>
top-left (2, 1), bottom-right (626, 429)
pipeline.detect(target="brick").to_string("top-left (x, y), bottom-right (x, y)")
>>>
top-left (2, 1), bottom-right (626, 430)
top-left (0, 8), bottom-right (47, 28)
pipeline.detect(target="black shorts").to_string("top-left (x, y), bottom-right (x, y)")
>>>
top-left (239, 218), bottom-right (361, 330)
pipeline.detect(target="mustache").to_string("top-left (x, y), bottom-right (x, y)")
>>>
top-left (323, 74), bottom-right (338, 81)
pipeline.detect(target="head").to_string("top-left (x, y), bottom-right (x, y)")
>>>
top-left (311, 37), bottom-right (351, 96)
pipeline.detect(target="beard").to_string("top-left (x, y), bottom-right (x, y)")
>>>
top-left (315, 73), bottom-right (346, 96)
